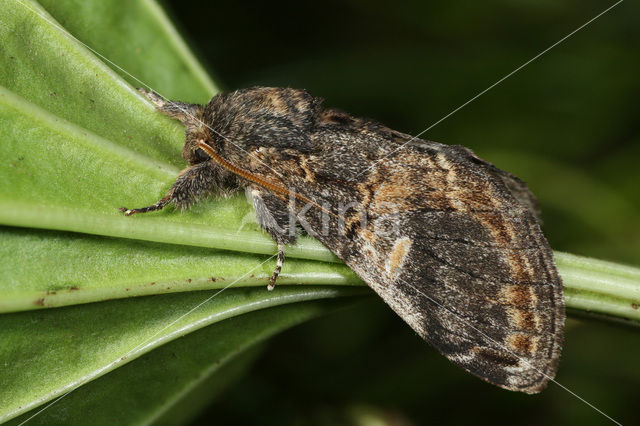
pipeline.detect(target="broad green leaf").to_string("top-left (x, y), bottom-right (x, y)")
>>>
top-left (6, 299), bottom-right (355, 425)
top-left (37, 0), bottom-right (218, 103)
top-left (0, 226), bottom-right (362, 313)
top-left (0, 0), bottom-right (185, 167)
top-left (0, 286), bottom-right (367, 422)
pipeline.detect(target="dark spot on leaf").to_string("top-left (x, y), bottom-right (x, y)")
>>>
top-left (34, 298), bottom-right (44, 306)
top-left (632, 303), bottom-right (638, 310)
top-left (69, 286), bottom-right (79, 291)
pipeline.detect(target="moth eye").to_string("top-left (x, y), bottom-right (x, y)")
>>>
top-left (194, 148), bottom-right (209, 162)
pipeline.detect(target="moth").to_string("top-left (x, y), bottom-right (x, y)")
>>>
top-left (120, 87), bottom-right (565, 393)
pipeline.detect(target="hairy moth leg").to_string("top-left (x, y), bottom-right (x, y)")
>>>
top-left (118, 195), bottom-right (171, 216)
top-left (248, 187), bottom-right (296, 290)
top-left (119, 162), bottom-right (221, 215)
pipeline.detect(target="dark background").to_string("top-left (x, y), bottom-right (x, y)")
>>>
top-left (164, 1), bottom-right (639, 424)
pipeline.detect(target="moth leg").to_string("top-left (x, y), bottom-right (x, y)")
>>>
top-left (248, 187), bottom-right (296, 290)
top-left (268, 244), bottom-right (286, 291)
top-left (119, 161), bottom-right (222, 216)
top-left (138, 88), bottom-right (203, 126)
top-left (118, 194), bottom-right (171, 216)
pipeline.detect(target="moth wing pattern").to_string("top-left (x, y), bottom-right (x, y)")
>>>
top-left (238, 92), bottom-right (564, 393)
top-left (451, 144), bottom-right (542, 221)
top-left (344, 143), bottom-right (565, 393)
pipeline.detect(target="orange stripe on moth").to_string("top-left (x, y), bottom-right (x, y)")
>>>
top-left (197, 140), bottom-right (335, 217)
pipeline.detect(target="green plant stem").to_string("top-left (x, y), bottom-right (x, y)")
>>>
top-left (556, 252), bottom-right (640, 324)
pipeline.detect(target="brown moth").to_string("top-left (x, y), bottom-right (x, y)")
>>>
top-left (120, 86), bottom-right (565, 393)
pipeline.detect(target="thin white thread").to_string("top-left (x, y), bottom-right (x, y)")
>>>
top-left (352, 0), bottom-right (624, 180)
top-left (8, 0), bottom-right (624, 424)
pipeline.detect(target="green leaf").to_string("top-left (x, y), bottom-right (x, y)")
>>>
top-left (5, 299), bottom-right (357, 425)
top-left (36, 0), bottom-right (219, 103)
top-left (0, 226), bottom-right (363, 313)
top-left (0, 286), bottom-right (366, 422)
top-left (0, 0), bottom-right (184, 167)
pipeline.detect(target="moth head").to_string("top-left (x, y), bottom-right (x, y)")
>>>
top-left (182, 134), bottom-right (211, 165)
